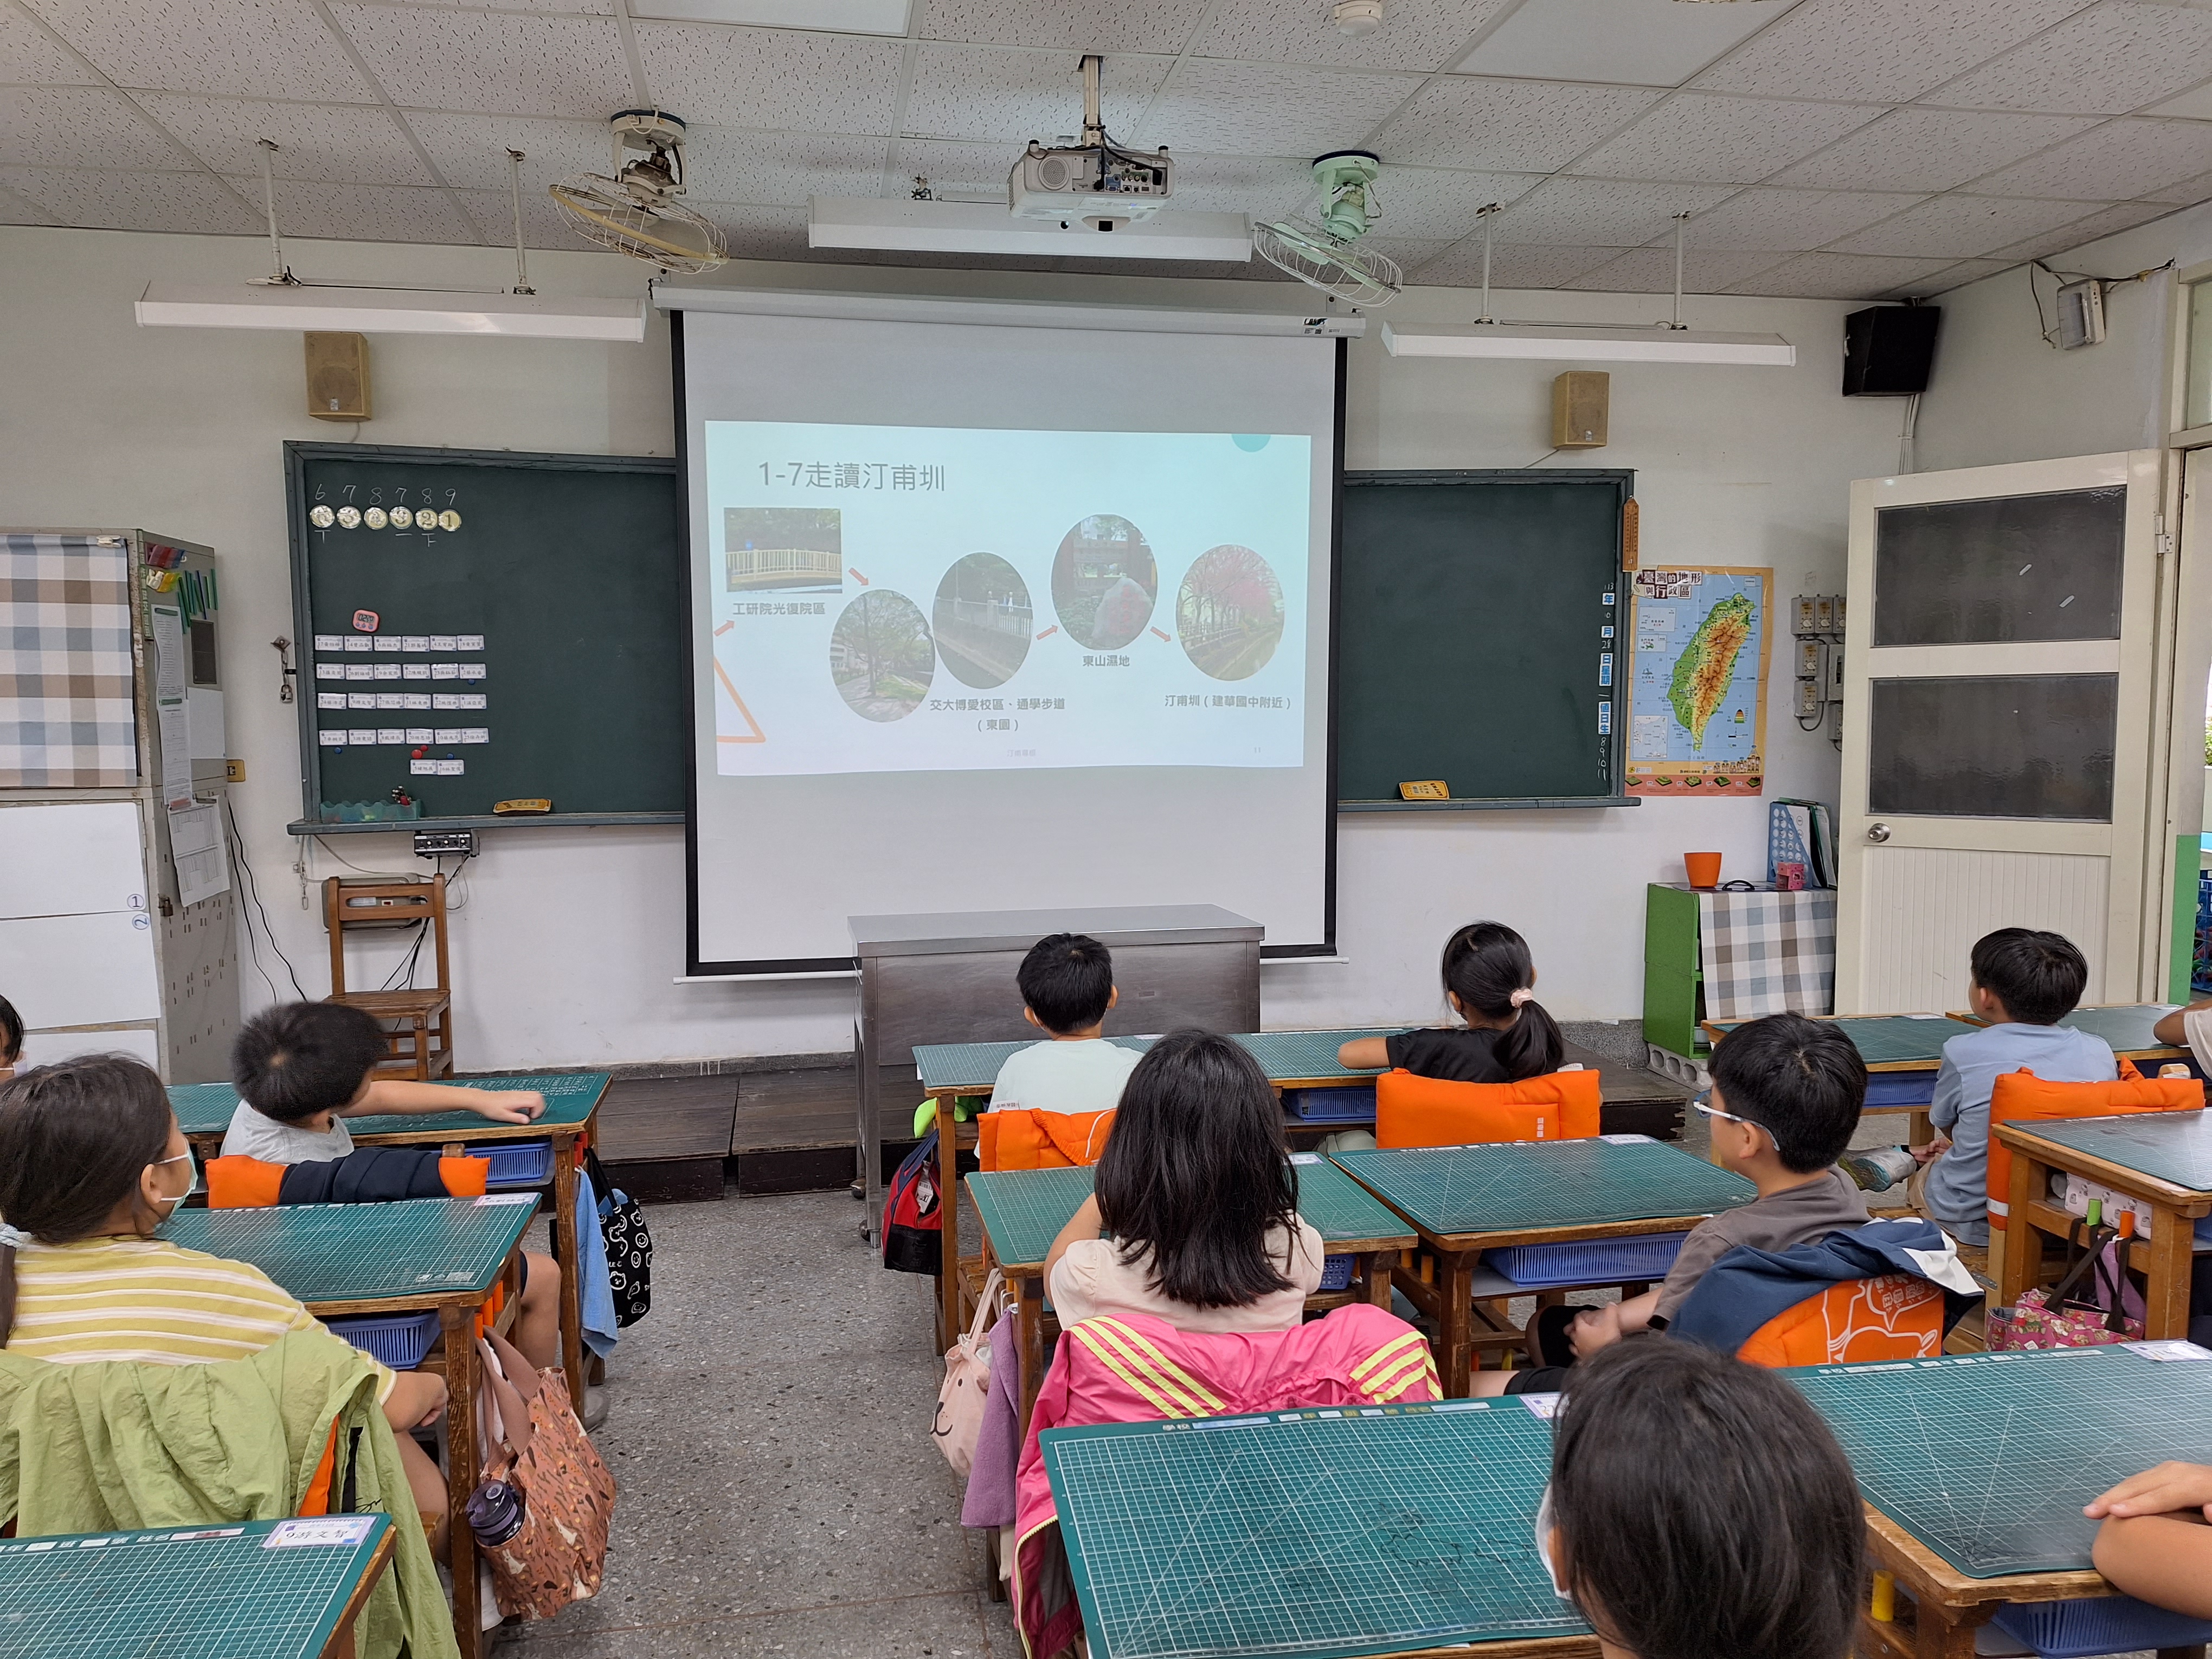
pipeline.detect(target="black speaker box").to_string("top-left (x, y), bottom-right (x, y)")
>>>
top-left (1843, 305), bottom-right (1940, 396)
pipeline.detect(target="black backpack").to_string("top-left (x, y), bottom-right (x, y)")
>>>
top-left (584, 1147), bottom-right (652, 1327)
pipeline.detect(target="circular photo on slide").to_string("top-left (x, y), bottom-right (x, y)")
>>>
top-left (932, 554), bottom-right (1033, 690)
top-left (829, 590), bottom-right (934, 722)
top-left (1177, 545), bottom-right (1285, 681)
top-left (1051, 515), bottom-right (1156, 651)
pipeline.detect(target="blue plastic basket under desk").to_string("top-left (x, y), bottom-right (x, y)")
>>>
top-left (1992, 1596), bottom-right (2212, 1658)
top-left (478, 1138), bottom-right (553, 1188)
top-left (325, 1309), bottom-right (441, 1368)
top-left (1485, 1230), bottom-right (1689, 1289)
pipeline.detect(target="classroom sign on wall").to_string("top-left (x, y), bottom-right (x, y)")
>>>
top-left (1626, 565), bottom-right (1771, 798)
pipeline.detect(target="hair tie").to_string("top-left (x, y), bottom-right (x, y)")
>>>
top-left (1509, 988), bottom-right (1534, 1008)
top-left (0, 1223), bottom-right (28, 1250)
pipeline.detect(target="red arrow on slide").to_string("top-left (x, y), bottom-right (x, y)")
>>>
top-left (1036, 625), bottom-right (1059, 640)
top-left (848, 568), bottom-right (870, 586)
top-left (1150, 627), bottom-right (1171, 642)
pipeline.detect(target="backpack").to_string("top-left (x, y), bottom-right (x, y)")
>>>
top-left (584, 1146), bottom-right (652, 1327)
top-left (883, 1128), bottom-right (943, 1275)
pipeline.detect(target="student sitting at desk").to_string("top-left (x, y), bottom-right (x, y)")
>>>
top-left (2154, 996), bottom-right (2212, 1069)
top-left (988, 933), bottom-right (1142, 1114)
top-left (1042, 1030), bottom-right (1324, 1333)
top-left (2085, 1459), bottom-right (2212, 1620)
top-left (226, 1001), bottom-right (565, 1373)
top-left (1545, 1339), bottom-right (1864, 1659)
top-left (1336, 921), bottom-right (1564, 1081)
top-left (0, 1054), bottom-right (453, 1550)
top-left (1474, 1012), bottom-right (1869, 1397)
top-left (1908, 928), bottom-right (2117, 1246)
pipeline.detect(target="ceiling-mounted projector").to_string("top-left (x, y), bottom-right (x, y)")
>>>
top-left (1009, 53), bottom-right (1172, 231)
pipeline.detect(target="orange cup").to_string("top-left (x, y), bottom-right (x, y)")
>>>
top-left (1683, 852), bottom-right (1723, 889)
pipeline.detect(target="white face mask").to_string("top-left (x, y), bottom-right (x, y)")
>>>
top-left (1534, 1483), bottom-right (1569, 1599)
top-left (150, 1148), bottom-right (201, 1215)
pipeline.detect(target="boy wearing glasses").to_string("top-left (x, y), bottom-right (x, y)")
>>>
top-left (1474, 1011), bottom-right (1868, 1396)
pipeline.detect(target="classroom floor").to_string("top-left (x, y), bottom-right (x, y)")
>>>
top-left (497, 1191), bottom-right (1017, 1657)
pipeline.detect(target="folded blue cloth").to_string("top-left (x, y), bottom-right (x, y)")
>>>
top-left (576, 1166), bottom-right (619, 1360)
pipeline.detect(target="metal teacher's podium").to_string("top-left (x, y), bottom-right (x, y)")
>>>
top-left (850, 905), bottom-right (1264, 1233)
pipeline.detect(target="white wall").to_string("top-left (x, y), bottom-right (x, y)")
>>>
top-left (0, 226), bottom-right (1900, 1065)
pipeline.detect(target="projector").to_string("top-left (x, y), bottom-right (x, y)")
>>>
top-left (1009, 142), bottom-right (1174, 230)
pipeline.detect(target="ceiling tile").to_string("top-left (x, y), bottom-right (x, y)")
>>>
top-left (679, 127), bottom-right (891, 203)
top-left (1769, 107), bottom-right (2101, 192)
top-left (1826, 192), bottom-right (2111, 257)
top-left (1372, 76), bottom-right (1662, 172)
top-left (1966, 117), bottom-right (2212, 199)
top-left (1, 3), bottom-right (89, 82)
top-left (1564, 244), bottom-right (1792, 293)
top-left (2149, 165), bottom-right (2212, 202)
top-left (453, 183), bottom-right (577, 249)
top-left (1189, 0), bottom-right (1513, 73)
top-left (2146, 76), bottom-right (2212, 119)
top-left (1363, 234), bottom-right (1455, 274)
top-left (397, 111), bottom-right (609, 191)
top-left (1457, 0), bottom-right (1796, 88)
top-left (904, 42), bottom-right (1168, 143)
top-left (1132, 57), bottom-right (1418, 156)
top-left (1488, 176), bottom-right (1737, 246)
top-left (27, 0), bottom-right (374, 99)
top-left (1692, 0), bottom-right (2089, 104)
top-left (1415, 239), bottom-right (1630, 287)
top-left (223, 173), bottom-right (482, 242)
top-left (5, 83), bottom-right (190, 166)
top-left (1931, 1), bottom-right (2212, 113)
top-left (137, 94), bottom-right (439, 185)
top-left (1669, 186), bottom-right (1927, 250)
top-left (2, 164), bottom-right (261, 232)
top-left (1567, 93), bottom-right (1882, 186)
top-left (327, 8), bottom-right (632, 120)
top-left (891, 136), bottom-right (1011, 200)
top-left (0, 178), bottom-right (54, 222)
top-left (916, 0), bottom-right (1200, 54)
top-left (635, 22), bottom-right (905, 132)
top-left (1726, 250), bottom-right (1959, 298)
top-left (1983, 197), bottom-right (2173, 258)
top-left (1368, 166), bottom-right (1541, 240)
top-left (1906, 257), bottom-right (2012, 292)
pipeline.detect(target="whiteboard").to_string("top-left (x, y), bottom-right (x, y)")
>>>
top-left (0, 910), bottom-right (159, 1026)
top-left (0, 800), bottom-right (146, 919)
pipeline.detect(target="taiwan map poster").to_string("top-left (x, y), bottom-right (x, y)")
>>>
top-left (1627, 566), bottom-right (1770, 798)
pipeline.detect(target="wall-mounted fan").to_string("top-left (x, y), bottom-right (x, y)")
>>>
top-left (551, 110), bottom-right (726, 275)
top-left (1252, 151), bottom-right (1400, 308)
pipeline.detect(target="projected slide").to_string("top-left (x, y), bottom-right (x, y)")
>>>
top-left (704, 421), bottom-right (1310, 777)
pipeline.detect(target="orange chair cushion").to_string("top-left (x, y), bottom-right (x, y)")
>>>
top-left (205, 1155), bottom-right (285, 1209)
top-left (1985, 1064), bottom-right (2203, 1230)
top-left (1374, 1068), bottom-right (1602, 1150)
top-left (1737, 1273), bottom-right (1945, 1368)
top-left (438, 1155), bottom-right (490, 1196)
top-left (977, 1109), bottom-right (1116, 1172)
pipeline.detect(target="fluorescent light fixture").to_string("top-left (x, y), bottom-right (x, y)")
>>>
top-left (627, 0), bottom-right (907, 25)
top-left (653, 284), bottom-right (1365, 337)
top-left (1381, 320), bottom-right (1793, 365)
top-left (807, 197), bottom-right (1251, 262)
top-left (135, 282), bottom-right (648, 341)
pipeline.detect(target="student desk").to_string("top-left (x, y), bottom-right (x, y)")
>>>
top-left (171, 1071), bottom-right (607, 1387)
top-left (1041, 1397), bottom-right (1598, 1659)
top-left (965, 1155), bottom-right (1416, 1438)
top-left (0, 1515), bottom-right (395, 1659)
top-left (1994, 1109), bottom-right (2212, 1339)
top-left (1703, 1014), bottom-right (1983, 1146)
top-left (1334, 1137), bottom-right (1757, 1397)
top-left (1792, 1345), bottom-right (2212, 1659)
top-left (1947, 1003), bottom-right (2195, 1068)
top-left (162, 1197), bottom-right (536, 1659)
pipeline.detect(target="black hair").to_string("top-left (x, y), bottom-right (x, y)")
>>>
top-left (232, 1000), bottom-right (387, 1122)
top-left (1708, 1012), bottom-right (1864, 1174)
top-left (1017, 933), bottom-right (1116, 1036)
top-left (1970, 927), bottom-right (2089, 1027)
top-left (1439, 922), bottom-right (1563, 1081)
top-left (0, 1054), bottom-right (177, 1346)
top-left (0, 995), bottom-right (19, 1065)
top-left (1092, 1029), bottom-right (1301, 1310)
top-left (1549, 1339), bottom-right (1866, 1659)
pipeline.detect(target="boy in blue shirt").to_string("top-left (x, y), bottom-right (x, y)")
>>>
top-left (1911, 928), bottom-right (2117, 1247)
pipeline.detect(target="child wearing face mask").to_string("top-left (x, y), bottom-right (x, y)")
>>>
top-left (0, 1054), bottom-right (452, 1546)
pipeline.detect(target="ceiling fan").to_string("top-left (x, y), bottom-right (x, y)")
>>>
top-left (551, 111), bottom-right (727, 276)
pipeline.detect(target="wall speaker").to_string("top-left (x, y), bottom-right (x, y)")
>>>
top-left (1551, 370), bottom-right (1609, 448)
top-left (1842, 306), bottom-right (1939, 396)
top-left (305, 331), bottom-right (371, 421)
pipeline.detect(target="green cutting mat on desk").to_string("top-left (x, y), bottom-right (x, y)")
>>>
top-left (1707, 1014), bottom-right (1976, 1067)
top-left (1335, 1136), bottom-right (1754, 1236)
top-left (2060, 1005), bottom-right (2186, 1054)
top-left (2014, 1110), bottom-right (2212, 1193)
top-left (1044, 1398), bottom-right (1586, 1659)
top-left (1790, 1346), bottom-right (2212, 1577)
top-left (0, 1516), bottom-right (391, 1659)
top-left (162, 1197), bottom-right (533, 1302)
top-left (170, 1072), bottom-right (606, 1137)
top-left (915, 1031), bottom-right (1394, 1093)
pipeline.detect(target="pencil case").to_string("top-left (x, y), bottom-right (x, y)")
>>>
top-left (1992, 1594), bottom-right (2212, 1657)
top-left (1482, 1232), bottom-right (1690, 1290)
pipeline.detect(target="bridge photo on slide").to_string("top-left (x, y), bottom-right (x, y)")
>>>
top-left (932, 552), bottom-right (1033, 689)
top-left (725, 506), bottom-right (844, 593)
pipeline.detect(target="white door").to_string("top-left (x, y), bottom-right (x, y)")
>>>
top-left (1836, 451), bottom-right (2164, 1014)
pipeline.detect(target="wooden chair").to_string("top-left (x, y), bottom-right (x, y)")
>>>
top-left (324, 874), bottom-right (454, 1081)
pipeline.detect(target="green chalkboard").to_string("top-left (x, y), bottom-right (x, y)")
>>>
top-left (284, 443), bottom-right (683, 832)
top-left (1336, 471), bottom-right (1632, 808)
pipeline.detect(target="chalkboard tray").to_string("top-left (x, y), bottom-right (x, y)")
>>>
top-left (284, 443), bottom-right (684, 832)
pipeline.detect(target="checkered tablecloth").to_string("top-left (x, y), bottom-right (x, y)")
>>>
top-left (1, 534), bottom-right (138, 787)
top-left (1699, 888), bottom-right (1836, 1020)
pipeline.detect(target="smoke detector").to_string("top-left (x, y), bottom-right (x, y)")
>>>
top-left (1332, 0), bottom-right (1384, 35)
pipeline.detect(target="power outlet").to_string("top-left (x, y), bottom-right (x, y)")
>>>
top-left (225, 758), bottom-right (247, 782)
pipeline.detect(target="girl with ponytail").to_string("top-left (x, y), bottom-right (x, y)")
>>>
top-left (1337, 921), bottom-right (1566, 1082)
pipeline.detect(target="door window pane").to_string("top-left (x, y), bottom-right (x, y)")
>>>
top-left (1873, 488), bottom-right (2124, 646)
top-left (1868, 674), bottom-right (2116, 821)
